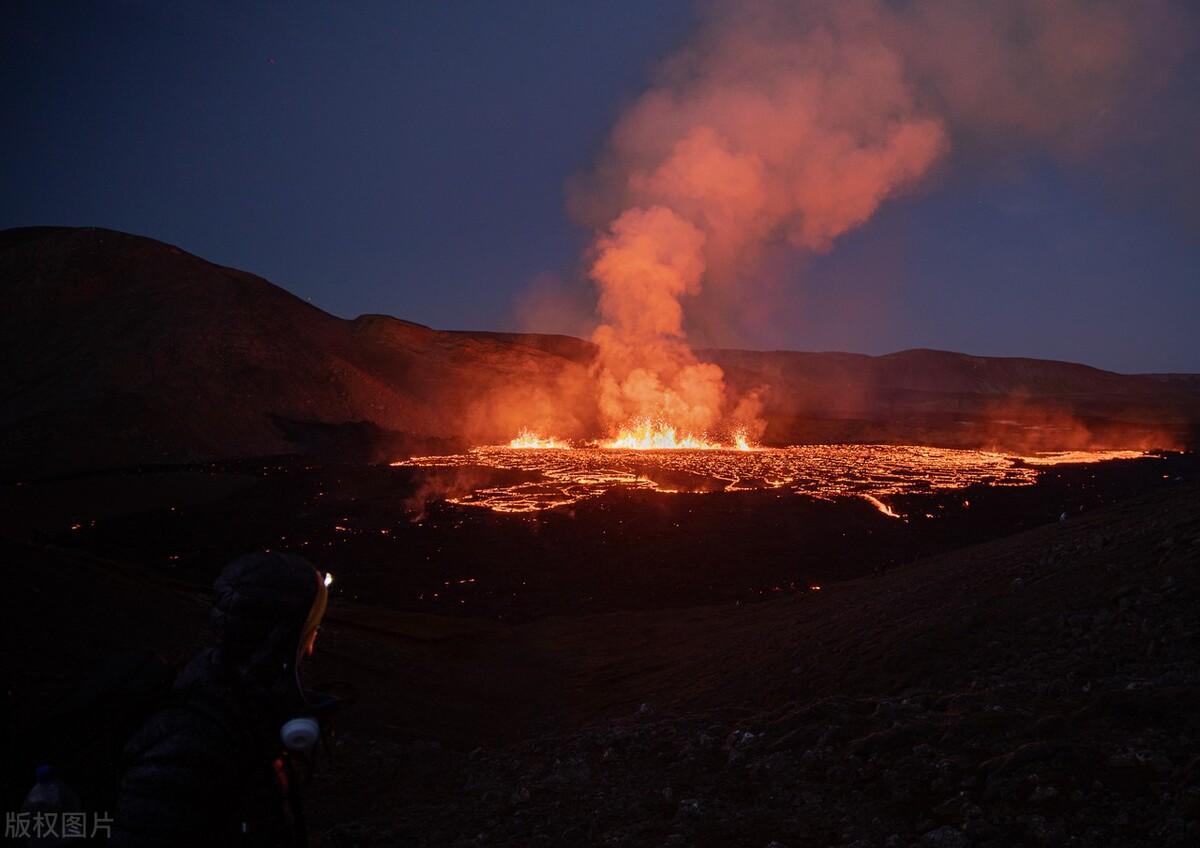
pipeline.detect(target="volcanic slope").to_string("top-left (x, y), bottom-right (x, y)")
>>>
top-left (0, 227), bottom-right (594, 475)
top-left (6, 477), bottom-right (1198, 846)
top-left (2, 226), bottom-right (1196, 477)
top-left (312, 480), bottom-right (1200, 847)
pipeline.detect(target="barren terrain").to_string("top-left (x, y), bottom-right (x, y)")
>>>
top-left (3, 453), bottom-right (1197, 846)
top-left (3, 227), bottom-right (1196, 480)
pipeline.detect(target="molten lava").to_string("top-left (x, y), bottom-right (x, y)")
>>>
top-left (1018, 450), bottom-right (1147, 466)
top-left (508, 430), bottom-right (570, 450)
top-left (395, 444), bottom-right (1155, 514)
top-left (860, 494), bottom-right (901, 519)
top-left (600, 419), bottom-right (754, 451)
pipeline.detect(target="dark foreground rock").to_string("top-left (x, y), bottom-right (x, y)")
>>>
top-left (304, 482), bottom-right (1200, 847)
top-left (4, 470), bottom-right (1197, 846)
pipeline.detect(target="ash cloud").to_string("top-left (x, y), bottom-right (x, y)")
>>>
top-left (569, 0), bottom-right (1189, 438)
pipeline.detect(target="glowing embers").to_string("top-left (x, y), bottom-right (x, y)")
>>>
top-left (391, 443), bottom-right (1141, 514)
top-left (1018, 450), bottom-right (1147, 466)
top-left (601, 419), bottom-right (754, 451)
top-left (508, 430), bottom-right (571, 450)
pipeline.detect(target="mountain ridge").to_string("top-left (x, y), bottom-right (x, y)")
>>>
top-left (2, 226), bottom-right (1196, 477)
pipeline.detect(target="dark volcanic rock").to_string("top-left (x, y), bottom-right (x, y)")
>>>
top-left (0, 227), bottom-right (595, 475)
top-left (4, 456), bottom-right (1198, 845)
top-left (707, 347), bottom-right (1200, 451)
top-left (305, 482), bottom-right (1199, 847)
top-left (3, 226), bottom-right (1197, 477)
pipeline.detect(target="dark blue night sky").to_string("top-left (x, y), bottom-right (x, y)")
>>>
top-left (4, 2), bottom-right (1198, 373)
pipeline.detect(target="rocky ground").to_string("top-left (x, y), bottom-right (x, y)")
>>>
top-left (311, 481), bottom-right (1200, 847)
top-left (4, 463), bottom-right (1198, 846)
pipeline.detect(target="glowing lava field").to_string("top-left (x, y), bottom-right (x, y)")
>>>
top-left (395, 443), bottom-right (1149, 515)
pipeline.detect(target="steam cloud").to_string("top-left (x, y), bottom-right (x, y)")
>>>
top-left (573, 0), bottom-right (1183, 439)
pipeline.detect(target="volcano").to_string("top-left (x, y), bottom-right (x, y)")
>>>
top-left (5, 227), bottom-right (1200, 847)
top-left (2, 226), bottom-right (1196, 479)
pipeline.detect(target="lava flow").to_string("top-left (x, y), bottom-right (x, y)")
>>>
top-left (394, 442), bottom-right (1155, 515)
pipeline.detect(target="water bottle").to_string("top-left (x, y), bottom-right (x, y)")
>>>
top-left (20, 765), bottom-right (81, 847)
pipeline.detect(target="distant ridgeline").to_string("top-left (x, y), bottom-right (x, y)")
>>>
top-left (1, 227), bottom-right (1196, 478)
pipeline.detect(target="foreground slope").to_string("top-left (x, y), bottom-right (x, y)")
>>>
top-left (6, 475), bottom-right (1197, 846)
top-left (326, 481), bottom-right (1200, 846)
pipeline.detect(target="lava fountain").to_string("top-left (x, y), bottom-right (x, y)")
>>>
top-left (602, 419), bottom-right (754, 451)
top-left (509, 429), bottom-right (571, 450)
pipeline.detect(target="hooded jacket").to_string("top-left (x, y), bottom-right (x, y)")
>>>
top-left (110, 553), bottom-right (328, 847)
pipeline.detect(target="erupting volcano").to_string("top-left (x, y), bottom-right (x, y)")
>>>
top-left (508, 421), bottom-right (754, 451)
top-left (508, 430), bottom-right (571, 450)
top-left (503, 0), bottom-right (1195, 456)
top-left (6, 1), bottom-right (1200, 844)
top-left (602, 420), bottom-right (755, 451)
top-left (565, 3), bottom-right (958, 447)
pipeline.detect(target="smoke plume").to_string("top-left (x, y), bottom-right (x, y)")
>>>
top-left (574, 0), bottom-right (1184, 439)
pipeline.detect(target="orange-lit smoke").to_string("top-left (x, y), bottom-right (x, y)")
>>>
top-left (590, 206), bottom-right (725, 437)
top-left (577, 0), bottom-right (1179, 442)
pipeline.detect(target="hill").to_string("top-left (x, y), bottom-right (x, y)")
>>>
top-left (2, 226), bottom-right (1196, 476)
top-left (6, 465), bottom-right (1198, 846)
top-left (0, 227), bottom-right (594, 475)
